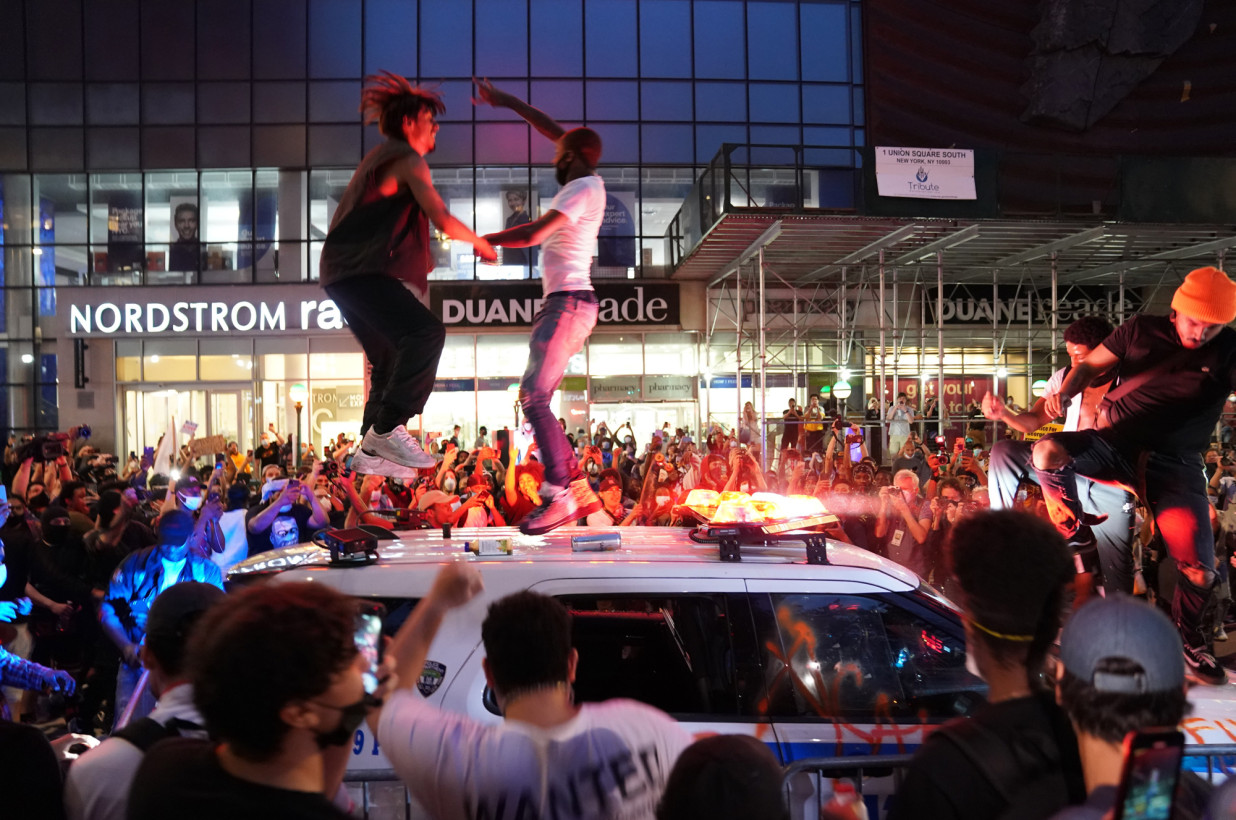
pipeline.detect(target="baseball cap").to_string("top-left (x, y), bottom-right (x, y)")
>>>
top-left (157, 508), bottom-right (196, 546)
top-left (1060, 595), bottom-right (1184, 695)
top-left (146, 581), bottom-right (225, 642)
top-left (598, 469), bottom-right (623, 492)
top-left (465, 473), bottom-right (489, 490)
top-left (174, 474), bottom-right (202, 496)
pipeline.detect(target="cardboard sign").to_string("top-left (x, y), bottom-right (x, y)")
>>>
top-left (188, 435), bottom-right (227, 458)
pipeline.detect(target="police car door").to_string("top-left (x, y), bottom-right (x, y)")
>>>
top-left (444, 577), bottom-right (779, 747)
top-left (747, 578), bottom-right (983, 815)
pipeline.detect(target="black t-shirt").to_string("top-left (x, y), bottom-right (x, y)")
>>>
top-left (0, 522), bottom-right (34, 603)
top-left (889, 695), bottom-right (1084, 820)
top-left (245, 502), bottom-right (316, 555)
top-left (1102, 315), bottom-right (1236, 453)
top-left (253, 443), bottom-right (281, 468)
top-left (128, 737), bottom-right (350, 820)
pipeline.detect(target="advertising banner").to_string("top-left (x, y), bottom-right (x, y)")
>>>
top-left (875, 146), bottom-right (976, 200)
top-left (107, 191), bottom-right (144, 271)
top-left (925, 284), bottom-right (1141, 326)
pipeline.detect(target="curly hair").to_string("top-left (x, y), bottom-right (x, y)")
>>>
top-left (946, 510), bottom-right (1073, 690)
top-left (1063, 315), bottom-right (1114, 350)
top-left (360, 70), bottom-right (446, 140)
top-left (190, 582), bottom-right (357, 761)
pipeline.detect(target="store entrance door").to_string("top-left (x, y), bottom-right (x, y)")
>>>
top-left (120, 384), bottom-right (254, 467)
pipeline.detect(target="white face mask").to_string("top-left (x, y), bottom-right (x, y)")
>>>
top-left (739, 482), bottom-right (750, 493)
top-left (655, 495), bottom-right (671, 507)
top-left (658, 469), bottom-right (668, 483)
top-left (370, 491), bottom-right (383, 504)
top-left (181, 495), bottom-right (203, 511)
top-left (442, 478), bottom-right (456, 493)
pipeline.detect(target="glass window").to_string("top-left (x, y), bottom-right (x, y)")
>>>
top-left (750, 83), bottom-right (800, 124)
top-left (307, 378), bottom-right (365, 451)
top-left (747, 1), bottom-right (799, 81)
top-left (309, 81), bottom-right (359, 123)
top-left (641, 81), bottom-right (692, 122)
top-left (142, 170), bottom-right (199, 282)
top-left (429, 122), bottom-right (472, 166)
top-left (253, 0), bottom-right (307, 80)
top-left (116, 339), bottom-right (142, 382)
top-left (309, 169), bottom-right (350, 242)
top-left (475, 123), bottom-right (530, 166)
top-left (585, 80), bottom-right (638, 121)
top-left (475, 335), bottom-right (530, 378)
top-left (803, 84), bottom-right (852, 125)
top-left (475, 0), bottom-right (529, 78)
top-left (437, 335), bottom-right (476, 378)
top-left (198, 83), bottom-right (251, 125)
top-left (641, 124), bottom-right (694, 164)
top-left (0, 83), bottom-right (25, 125)
top-left (693, 0), bottom-right (745, 79)
top-left (554, 593), bottom-right (760, 718)
top-left (639, 0), bottom-right (692, 78)
top-left (695, 82), bottom-right (747, 123)
top-left (28, 83), bottom-right (82, 127)
top-left (309, 0), bottom-right (362, 79)
top-left (306, 352), bottom-right (364, 380)
top-left (420, 3), bottom-right (474, 78)
top-left (530, 80), bottom-right (584, 123)
top-left (759, 593), bottom-right (985, 722)
top-left (140, 3), bottom-right (195, 81)
top-left (253, 82), bottom-right (307, 124)
top-left (143, 354), bottom-right (198, 381)
top-left (86, 84), bottom-right (139, 126)
top-left (584, 0), bottom-right (637, 78)
top-left (364, 0), bottom-right (418, 76)
top-left (696, 124), bottom-right (747, 164)
top-left (645, 332), bottom-right (697, 374)
top-left (530, 0), bottom-right (583, 77)
top-left (801, 3), bottom-right (851, 82)
top-left (475, 176), bottom-right (538, 281)
top-left (142, 84), bottom-right (195, 125)
top-left (588, 334), bottom-right (643, 376)
top-left (198, 0), bottom-right (251, 80)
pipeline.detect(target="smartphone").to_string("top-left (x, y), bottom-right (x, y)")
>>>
top-left (0, 485), bottom-right (7, 504)
top-left (1112, 729), bottom-right (1184, 820)
top-left (353, 602), bottom-right (387, 695)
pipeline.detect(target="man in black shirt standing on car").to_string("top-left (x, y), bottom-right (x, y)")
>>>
top-left (1033, 266), bottom-right (1236, 685)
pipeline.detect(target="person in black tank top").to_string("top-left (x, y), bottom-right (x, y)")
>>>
top-left (320, 72), bottom-right (496, 477)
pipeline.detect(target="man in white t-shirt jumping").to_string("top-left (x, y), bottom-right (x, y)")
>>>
top-left (980, 315), bottom-right (1134, 597)
top-left (371, 563), bottom-right (692, 820)
top-left (474, 77), bottom-right (605, 533)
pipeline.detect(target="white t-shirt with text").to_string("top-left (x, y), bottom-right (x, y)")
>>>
top-left (378, 690), bottom-right (692, 820)
top-left (541, 175), bottom-right (606, 296)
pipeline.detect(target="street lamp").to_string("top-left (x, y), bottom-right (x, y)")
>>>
top-left (289, 382), bottom-right (308, 473)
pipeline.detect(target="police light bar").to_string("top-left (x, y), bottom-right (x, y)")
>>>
top-left (683, 489), bottom-right (839, 563)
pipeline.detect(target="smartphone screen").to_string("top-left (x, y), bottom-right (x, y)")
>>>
top-left (354, 603), bottom-right (386, 695)
top-left (0, 484), bottom-right (7, 504)
top-left (1114, 730), bottom-right (1184, 820)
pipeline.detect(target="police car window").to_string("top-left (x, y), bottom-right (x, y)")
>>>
top-left (553, 593), bottom-right (761, 720)
top-left (757, 593), bottom-right (984, 722)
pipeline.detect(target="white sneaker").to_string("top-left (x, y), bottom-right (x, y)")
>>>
top-left (361, 426), bottom-right (436, 469)
top-left (350, 449), bottom-right (420, 479)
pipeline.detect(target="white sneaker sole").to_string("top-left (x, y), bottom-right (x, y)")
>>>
top-left (351, 450), bottom-right (419, 479)
top-left (361, 430), bottom-right (436, 469)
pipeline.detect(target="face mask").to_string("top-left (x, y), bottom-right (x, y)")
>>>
top-left (370, 491), bottom-right (383, 505)
top-left (586, 462), bottom-right (600, 476)
top-left (44, 522), bottom-right (70, 547)
top-left (442, 478), bottom-right (457, 493)
top-left (315, 491), bottom-right (330, 502)
top-left (314, 693), bottom-right (377, 749)
top-left (181, 495), bottom-right (203, 511)
top-left (658, 469), bottom-right (668, 483)
top-left (739, 482), bottom-right (750, 493)
top-left (523, 422), bottom-right (533, 432)
top-left (655, 495), bottom-right (671, 507)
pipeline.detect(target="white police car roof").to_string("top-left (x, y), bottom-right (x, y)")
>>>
top-left (228, 525), bottom-right (928, 599)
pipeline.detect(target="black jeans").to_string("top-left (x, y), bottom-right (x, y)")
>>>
top-left (324, 275), bottom-right (446, 435)
top-left (1035, 430), bottom-right (1216, 647)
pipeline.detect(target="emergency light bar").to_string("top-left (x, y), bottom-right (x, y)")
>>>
top-left (680, 489), bottom-right (839, 564)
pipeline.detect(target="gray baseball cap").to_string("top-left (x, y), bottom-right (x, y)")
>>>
top-left (1060, 595), bottom-right (1183, 695)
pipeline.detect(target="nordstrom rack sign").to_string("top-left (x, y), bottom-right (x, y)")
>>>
top-left (64, 282), bottom-right (681, 338)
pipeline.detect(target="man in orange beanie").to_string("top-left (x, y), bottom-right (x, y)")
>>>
top-left (1033, 266), bottom-right (1236, 686)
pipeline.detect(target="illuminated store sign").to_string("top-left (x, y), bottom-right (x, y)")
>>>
top-left (64, 282), bottom-right (681, 337)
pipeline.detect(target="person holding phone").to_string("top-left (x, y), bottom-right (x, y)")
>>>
top-left (245, 464), bottom-right (329, 556)
top-left (1052, 595), bottom-right (1210, 819)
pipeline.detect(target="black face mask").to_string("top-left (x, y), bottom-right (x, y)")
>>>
top-left (44, 522), bottom-right (71, 547)
top-left (313, 693), bottom-right (379, 749)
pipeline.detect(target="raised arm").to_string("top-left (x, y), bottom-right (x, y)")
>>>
top-left (473, 77), bottom-right (565, 142)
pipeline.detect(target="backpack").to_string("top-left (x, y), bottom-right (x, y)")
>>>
top-left (929, 697), bottom-right (1085, 820)
top-left (112, 716), bottom-right (203, 752)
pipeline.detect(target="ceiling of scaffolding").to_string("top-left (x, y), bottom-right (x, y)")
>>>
top-left (669, 214), bottom-right (1236, 287)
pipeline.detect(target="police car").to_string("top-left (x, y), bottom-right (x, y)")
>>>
top-left (226, 492), bottom-right (1236, 816)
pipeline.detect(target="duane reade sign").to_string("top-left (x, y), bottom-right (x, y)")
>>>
top-left (875, 146), bottom-right (976, 200)
top-left (63, 282), bottom-right (682, 337)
